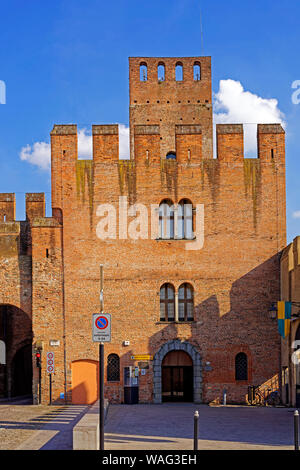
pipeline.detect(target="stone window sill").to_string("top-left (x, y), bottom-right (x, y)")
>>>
top-left (156, 237), bottom-right (196, 241)
top-left (156, 321), bottom-right (195, 325)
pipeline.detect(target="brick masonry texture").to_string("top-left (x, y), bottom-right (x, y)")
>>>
top-left (0, 56), bottom-right (286, 405)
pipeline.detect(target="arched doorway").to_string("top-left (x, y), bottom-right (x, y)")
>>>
top-left (71, 360), bottom-right (99, 405)
top-left (0, 304), bottom-right (32, 398)
top-left (162, 350), bottom-right (193, 402)
top-left (11, 345), bottom-right (32, 397)
top-left (153, 339), bottom-right (202, 404)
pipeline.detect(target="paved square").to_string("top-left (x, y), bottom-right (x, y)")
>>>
top-left (105, 403), bottom-right (296, 450)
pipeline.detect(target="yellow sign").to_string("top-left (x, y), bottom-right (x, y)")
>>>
top-left (131, 355), bottom-right (153, 361)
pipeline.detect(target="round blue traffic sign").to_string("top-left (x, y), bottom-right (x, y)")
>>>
top-left (95, 316), bottom-right (108, 330)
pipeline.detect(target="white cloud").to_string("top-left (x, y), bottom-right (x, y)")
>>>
top-left (292, 211), bottom-right (300, 219)
top-left (20, 141), bottom-right (51, 170)
top-left (19, 124), bottom-right (130, 170)
top-left (213, 79), bottom-right (286, 156)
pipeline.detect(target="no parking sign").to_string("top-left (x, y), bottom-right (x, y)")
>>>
top-left (46, 351), bottom-right (55, 374)
top-left (92, 313), bottom-right (111, 342)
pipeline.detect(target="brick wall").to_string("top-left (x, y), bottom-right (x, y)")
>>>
top-left (0, 56), bottom-right (287, 405)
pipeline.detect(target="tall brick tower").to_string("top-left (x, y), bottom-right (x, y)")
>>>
top-left (0, 55), bottom-right (287, 407)
top-left (129, 57), bottom-right (213, 160)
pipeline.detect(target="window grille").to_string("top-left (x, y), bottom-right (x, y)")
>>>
top-left (107, 354), bottom-right (120, 381)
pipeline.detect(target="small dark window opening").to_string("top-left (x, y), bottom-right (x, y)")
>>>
top-left (107, 354), bottom-right (120, 381)
top-left (235, 353), bottom-right (248, 381)
top-left (46, 249), bottom-right (49, 258)
top-left (271, 149), bottom-right (274, 159)
top-left (166, 152), bottom-right (176, 160)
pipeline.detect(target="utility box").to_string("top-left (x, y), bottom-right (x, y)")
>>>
top-left (124, 366), bottom-right (139, 404)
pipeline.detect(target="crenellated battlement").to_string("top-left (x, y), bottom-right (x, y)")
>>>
top-left (0, 193), bottom-right (46, 224)
top-left (0, 193), bottom-right (15, 222)
top-left (50, 122), bottom-right (285, 167)
top-left (216, 123), bottom-right (285, 162)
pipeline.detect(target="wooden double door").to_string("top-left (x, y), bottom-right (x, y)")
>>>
top-left (162, 350), bottom-right (193, 402)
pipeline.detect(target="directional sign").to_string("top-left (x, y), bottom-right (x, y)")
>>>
top-left (92, 313), bottom-right (111, 343)
top-left (131, 355), bottom-right (153, 361)
top-left (46, 351), bottom-right (55, 374)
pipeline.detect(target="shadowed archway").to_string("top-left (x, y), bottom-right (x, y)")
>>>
top-left (153, 339), bottom-right (202, 403)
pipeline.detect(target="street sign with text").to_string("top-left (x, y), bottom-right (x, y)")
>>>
top-left (92, 313), bottom-right (111, 342)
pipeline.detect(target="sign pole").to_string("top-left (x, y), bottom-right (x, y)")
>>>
top-left (99, 265), bottom-right (104, 451)
top-left (39, 365), bottom-right (42, 404)
top-left (100, 341), bottom-right (104, 450)
top-left (49, 374), bottom-right (52, 405)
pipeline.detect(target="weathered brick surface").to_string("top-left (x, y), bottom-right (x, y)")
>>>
top-left (0, 56), bottom-right (287, 405)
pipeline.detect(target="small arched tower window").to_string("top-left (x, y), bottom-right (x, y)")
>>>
top-left (159, 199), bottom-right (175, 239)
top-left (160, 283), bottom-right (175, 322)
top-left (140, 62), bottom-right (147, 82)
top-left (107, 354), bottom-right (120, 381)
top-left (158, 62), bottom-right (165, 82)
top-left (193, 62), bottom-right (201, 81)
top-left (235, 353), bottom-right (248, 381)
top-left (166, 151), bottom-right (176, 160)
top-left (177, 199), bottom-right (193, 240)
top-left (178, 283), bottom-right (194, 321)
top-left (175, 62), bottom-right (183, 81)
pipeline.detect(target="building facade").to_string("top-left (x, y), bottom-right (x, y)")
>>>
top-left (280, 237), bottom-right (300, 407)
top-left (0, 56), bottom-right (286, 405)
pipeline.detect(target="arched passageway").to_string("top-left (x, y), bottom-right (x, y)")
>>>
top-left (153, 340), bottom-right (202, 404)
top-left (11, 344), bottom-right (32, 397)
top-left (162, 350), bottom-right (193, 402)
top-left (0, 304), bottom-right (32, 398)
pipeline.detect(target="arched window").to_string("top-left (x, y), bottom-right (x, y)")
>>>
top-left (107, 354), bottom-right (120, 381)
top-left (177, 199), bottom-right (193, 239)
top-left (158, 62), bottom-right (165, 81)
top-left (159, 199), bottom-right (175, 239)
top-left (166, 151), bottom-right (176, 160)
top-left (140, 62), bottom-right (147, 81)
top-left (160, 283), bottom-right (175, 321)
top-left (175, 62), bottom-right (183, 81)
top-left (235, 353), bottom-right (248, 381)
top-left (178, 283), bottom-right (194, 321)
top-left (193, 62), bottom-right (201, 81)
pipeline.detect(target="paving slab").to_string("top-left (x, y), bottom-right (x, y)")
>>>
top-left (104, 403), bottom-right (296, 450)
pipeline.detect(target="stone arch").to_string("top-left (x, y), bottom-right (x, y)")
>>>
top-left (153, 339), bottom-right (202, 403)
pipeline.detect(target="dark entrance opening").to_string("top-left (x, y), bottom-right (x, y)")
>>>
top-left (162, 350), bottom-right (193, 402)
top-left (11, 345), bottom-right (32, 397)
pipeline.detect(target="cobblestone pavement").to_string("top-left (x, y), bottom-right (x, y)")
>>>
top-left (105, 403), bottom-right (296, 450)
top-left (0, 398), bottom-right (88, 450)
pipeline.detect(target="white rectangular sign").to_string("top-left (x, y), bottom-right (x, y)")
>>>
top-left (92, 313), bottom-right (111, 343)
top-left (46, 351), bottom-right (55, 374)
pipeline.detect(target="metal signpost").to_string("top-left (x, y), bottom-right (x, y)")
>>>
top-left (46, 352), bottom-right (55, 405)
top-left (92, 265), bottom-right (111, 451)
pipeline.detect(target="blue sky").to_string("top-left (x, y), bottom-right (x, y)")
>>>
top-left (0, 0), bottom-right (299, 242)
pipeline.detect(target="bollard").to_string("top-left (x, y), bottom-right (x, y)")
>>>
top-left (194, 410), bottom-right (199, 451)
top-left (223, 389), bottom-right (227, 406)
top-left (294, 410), bottom-right (299, 451)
